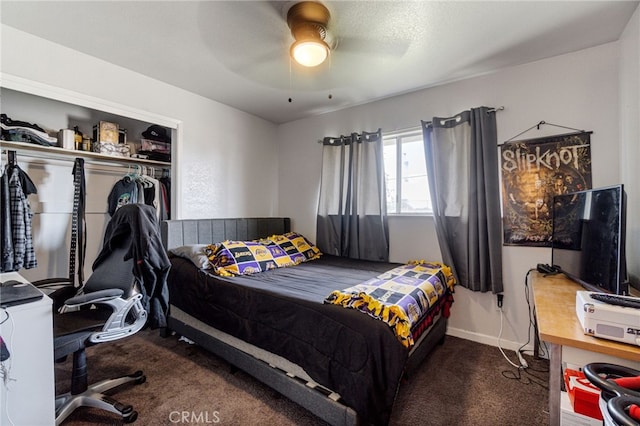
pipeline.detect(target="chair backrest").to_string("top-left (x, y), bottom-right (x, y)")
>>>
top-left (84, 235), bottom-right (136, 298)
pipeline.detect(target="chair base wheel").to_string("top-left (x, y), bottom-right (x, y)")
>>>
top-left (55, 370), bottom-right (146, 425)
top-left (124, 410), bottom-right (138, 423)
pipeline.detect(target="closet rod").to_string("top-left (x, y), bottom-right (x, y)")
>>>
top-left (0, 154), bottom-right (164, 176)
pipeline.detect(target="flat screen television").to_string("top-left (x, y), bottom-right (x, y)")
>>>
top-left (551, 184), bottom-right (628, 295)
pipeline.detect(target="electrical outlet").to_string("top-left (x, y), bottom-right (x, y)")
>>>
top-left (496, 293), bottom-right (504, 310)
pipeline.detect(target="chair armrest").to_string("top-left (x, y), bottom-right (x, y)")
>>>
top-left (89, 293), bottom-right (147, 344)
top-left (30, 279), bottom-right (78, 310)
top-left (64, 289), bottom-right (124, 308)
top-left (31, 277), bottom-right (72, 288)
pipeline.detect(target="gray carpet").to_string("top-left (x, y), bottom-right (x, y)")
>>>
top-left (55, 329), bottom-right (549, 425)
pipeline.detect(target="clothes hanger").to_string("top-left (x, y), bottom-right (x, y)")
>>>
top-left (138, 166), bottom-right (154, 188)
top-left (123, 164), bottom-right (141, 182)
top-left (8, 150), bottom-right (17, 168)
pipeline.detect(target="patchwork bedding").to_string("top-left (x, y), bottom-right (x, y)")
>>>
top-left (166, 253), bottom-right (454, 425)
top-left (325, 261), bottom-right (456, 348)
top-left (205, 232), bottom-right (322, 276)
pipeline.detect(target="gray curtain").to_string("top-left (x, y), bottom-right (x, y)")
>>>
top-left (316, 129), bottom-right (389, 262)
top-left (422, 107), bottom-right (503, 293)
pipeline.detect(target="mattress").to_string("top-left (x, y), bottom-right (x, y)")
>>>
top-left (167, 254), bottom-right (453, 425)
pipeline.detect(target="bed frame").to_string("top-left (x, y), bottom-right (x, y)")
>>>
top-left (160, 217), bottom-right (447, 426)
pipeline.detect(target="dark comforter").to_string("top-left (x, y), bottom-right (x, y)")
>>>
top-left (167, 255), bottom-right (450, 425)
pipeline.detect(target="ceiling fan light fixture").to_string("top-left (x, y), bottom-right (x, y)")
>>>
top-left (291, 39), bottom-right (329, 67)
top-left (287, 1), bottom-right (331, 68)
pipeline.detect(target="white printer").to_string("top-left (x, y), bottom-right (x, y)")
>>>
top-left (575, 291), bottom-right (640, 347)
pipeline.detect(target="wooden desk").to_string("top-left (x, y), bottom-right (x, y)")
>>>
top-left (531, 272), bottom-right (640, 426)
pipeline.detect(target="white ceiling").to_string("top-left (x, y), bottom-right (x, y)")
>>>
top-left (1, 1), bottom-right (638, 124)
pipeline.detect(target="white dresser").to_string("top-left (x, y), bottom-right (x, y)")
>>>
top-left (0, 272), bottom-right (55, 425)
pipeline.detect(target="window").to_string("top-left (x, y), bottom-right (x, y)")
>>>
top-left (383, 128), bottom-right (432, 215)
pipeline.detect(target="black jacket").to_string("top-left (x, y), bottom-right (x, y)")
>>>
top-left (1, 170), bottom-right (13, 272)
top-left (93, 204), bottom-right (170, 328)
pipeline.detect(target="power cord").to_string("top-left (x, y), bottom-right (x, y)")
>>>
top-left (501, 363), bottom-right (549, 390)
top-left (514, 268), bottom-right (537, 368)
top-left (519, 268), bottom-right (551, 362)
top-left (517, 349), bottom-right (529, 369)
top-left (497, 304), bottom-right (526, 370)
top-left (499, 268), bottom-right (551, 387)
top-left (498, 268), bottom-right (550, 371)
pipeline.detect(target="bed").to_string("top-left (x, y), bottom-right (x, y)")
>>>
top-left (160, 218), bottom-right (454, 426)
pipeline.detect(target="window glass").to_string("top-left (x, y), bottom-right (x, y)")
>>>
top-left (383, 129), bottom-right (432, 214)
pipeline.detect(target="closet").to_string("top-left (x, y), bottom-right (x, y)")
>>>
top-left (0, 80), bottom-right (179, 284)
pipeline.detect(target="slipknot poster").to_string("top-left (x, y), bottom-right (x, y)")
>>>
top-left (501, 132), bottom-right (592, 246)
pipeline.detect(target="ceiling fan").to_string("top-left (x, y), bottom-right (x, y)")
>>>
top-left (199, 1), bottom-right (411, 91)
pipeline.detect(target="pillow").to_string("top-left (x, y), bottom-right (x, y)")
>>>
top-left (207, 232), bottom-right (322, 277)
top-left (263, 232), bottom-right (322, 261)
top-left (168, 244), bottom-right (212, 269)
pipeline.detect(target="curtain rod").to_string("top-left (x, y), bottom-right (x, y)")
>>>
top-left (316, 107), bottom-right (505, 143)
top-left (422, 106), bottom-right (504, 126)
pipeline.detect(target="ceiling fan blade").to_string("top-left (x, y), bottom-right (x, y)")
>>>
top-left (199, 2), bottom-right (291, 64)
top-left (335, 36), bottom-right (411, 58)
top-left (226, 47), bottom-right (286, 73)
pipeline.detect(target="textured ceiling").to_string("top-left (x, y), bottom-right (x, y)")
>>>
top-left (1, 1), bottom-right (638, 124)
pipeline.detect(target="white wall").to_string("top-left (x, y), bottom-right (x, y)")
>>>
top-left (619, 5), bottom-right (640, 290)
top-left (1, 25), bottom-right (279, 282)
top-left (277, 42), bottom-right (623, 350)
top-left (1, 25), bottom-right (279, 220)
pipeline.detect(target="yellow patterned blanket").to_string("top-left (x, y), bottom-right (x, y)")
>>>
top-left (325, 261), bottom-right (456, 348)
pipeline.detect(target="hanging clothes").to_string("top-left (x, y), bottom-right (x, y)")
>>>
top-left (107, 167), bottom-right (168, 221)
top-left (1, 154), bottom-right (38, 272)
top-left (159, 175), bottom-right (171, 220)
top-left (1, 169), bottom-right (14, 271)
top-left (141, 172), bottom-right (161, 219)
top-left (72, 158), bottom-right (87, 285)
top-left (107, 174), bottom-right (141, 216)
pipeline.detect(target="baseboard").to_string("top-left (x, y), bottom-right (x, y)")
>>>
top-left (446, 326), bottom-right (536, 354)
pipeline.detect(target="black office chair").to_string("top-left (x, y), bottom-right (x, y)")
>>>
top-left (53, 232), bottom-right (147, 424)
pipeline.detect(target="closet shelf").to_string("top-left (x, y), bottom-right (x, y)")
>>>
top-left (0, 140), bottom-right (170, 168)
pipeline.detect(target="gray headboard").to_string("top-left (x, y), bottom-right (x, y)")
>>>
top-left (161, 217), bottom-right (291, 250)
